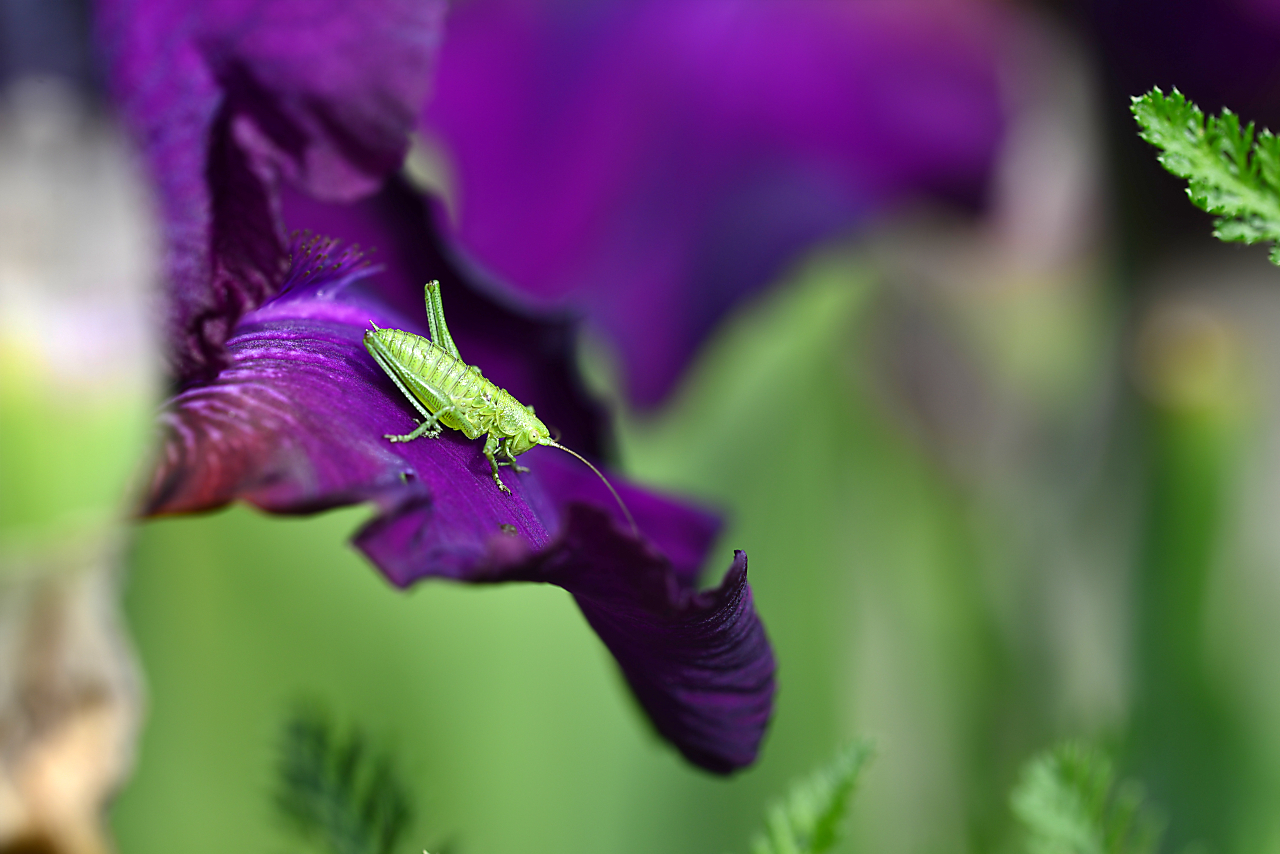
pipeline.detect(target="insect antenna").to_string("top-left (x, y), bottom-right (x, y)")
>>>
top-left (545, 442), bottom-right (639, 537)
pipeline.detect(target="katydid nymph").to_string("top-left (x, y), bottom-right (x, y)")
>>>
top-left (363, 281), bottom-right (638, 535)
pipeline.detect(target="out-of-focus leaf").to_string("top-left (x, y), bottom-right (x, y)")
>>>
top-left (749, 740), bottom-right (874, 854)
top-left (275, 708), bottom-right (413, 854)
top-left (1011, 743), bottom-right (1162, 854)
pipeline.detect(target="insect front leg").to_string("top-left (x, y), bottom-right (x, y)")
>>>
top-left (482, 433), bottom-right (511, 494)
top-left (497, 438), bottom-right (530, 474)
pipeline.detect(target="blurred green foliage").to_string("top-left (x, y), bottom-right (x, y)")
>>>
top-left (112, 254), bottom-right (983, 854)
top-left (108, 243), bottom-right (1274, 854)
top-left (1011, 743), bottom-right (1162, 854)
top-left (275, 708), bottom-right (413, 854)
top-left (749, 740), bottom-right (874, 854)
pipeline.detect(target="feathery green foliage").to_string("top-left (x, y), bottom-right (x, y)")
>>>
top-left (1011, 743), bottom-right (1162, 854)
top-left (275, 708), bottom-right (414, 854)
top-left (749, 740), bottom-right (875, 854)
top-left (1132, 87), bottom-right (1280, 263)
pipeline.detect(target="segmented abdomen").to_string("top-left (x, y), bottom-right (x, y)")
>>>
top-left (370, 327), bottom-right (497, 405)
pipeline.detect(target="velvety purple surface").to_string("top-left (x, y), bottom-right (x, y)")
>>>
top-left (498, 508), bottom-right (774, 775)
top-left (423, 0), bottom-right (1010, 405)
top-left (145, 235), bottom-right (775, 773)
top-left (95, 0), bottom-right (445, 382)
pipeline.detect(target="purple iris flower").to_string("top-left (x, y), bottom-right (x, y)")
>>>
top-left (96, 0), bottom-right (774, 773)
top-left (420, 0), bottom-right (1011, 405)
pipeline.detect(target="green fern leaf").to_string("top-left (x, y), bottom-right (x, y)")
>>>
top-left (1011, 742), bottom-right (1162, 854)
top-left (275, 708), bottom-right (414, 854)
top-left (1132, 87), bottom-right (1280, 261)
top-left (749, 740), bottom-right (875, 854)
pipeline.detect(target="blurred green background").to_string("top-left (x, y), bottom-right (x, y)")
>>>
top-left (108, 235), bottom-right (1280, 853)
top-left (3, 2), bottom-right (1280, 853)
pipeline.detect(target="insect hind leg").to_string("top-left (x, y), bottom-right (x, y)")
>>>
top-left (384, 419), bottom-right (440, 443)
top-left (424, 281), bottom-right (462, 359)
top-left (384, 405), bottom-right (457, 443)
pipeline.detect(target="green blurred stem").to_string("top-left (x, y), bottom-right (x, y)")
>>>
top-left (1128, 400), bottom-right (1245, 850)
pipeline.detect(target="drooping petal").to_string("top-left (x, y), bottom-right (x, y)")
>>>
top-left (422, 0), bottom-right (1011, 405)
top-left (559, 534), bottom-right (772, 776)
top-left (450, 504), bottom-right (775, 775)
top-left (354, 442), bottom-right (771, 774)
top-left (144, 234), bottom-right (774, 773)
top-left (95, 0), bottom-right (446, 382)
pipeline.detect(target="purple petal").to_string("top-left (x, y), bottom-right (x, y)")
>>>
top-left (145, 236), bottom-right (557, 553)
top-left (476, 504), bottom-right (775, 775)
top-left (95, 0), bottom-right (445, 382)
top-left (564, 539), bottom-right (773, 776)
top-left (356, 443), bottom-right (722, 588)
top-left (422, 0), bottom-right (1010, 404)
top-left (352, 438), bottom-right (767, 773)
top-left (358, 493), bottom-right (771, 774)
top-left (144, 236), bottom-right (774, 772)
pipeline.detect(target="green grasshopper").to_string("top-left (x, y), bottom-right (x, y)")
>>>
top-left (364, 281), bottom-right (637, 535)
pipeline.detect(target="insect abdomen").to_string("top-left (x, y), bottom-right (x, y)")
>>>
top-left (369, 327), bottom-right (500, 413)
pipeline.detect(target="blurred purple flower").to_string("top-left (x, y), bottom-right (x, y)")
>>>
top-left (421, 0), bottom-right (1012, 405)
top-left (97, 0), bottom-right (775, 773)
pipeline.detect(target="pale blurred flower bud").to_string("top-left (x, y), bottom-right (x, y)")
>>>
top-left (0, 74), bottom-right (157, 854)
